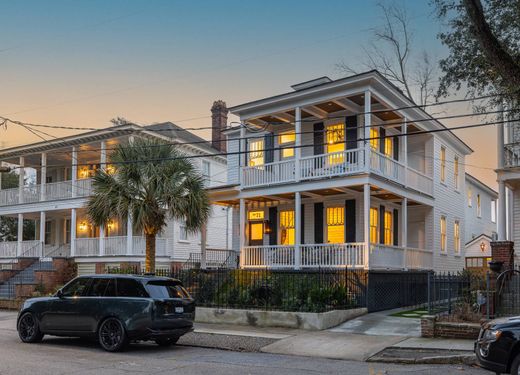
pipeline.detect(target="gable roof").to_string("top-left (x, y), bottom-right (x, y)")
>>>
top-left (465, 233), bottom-right (493, 247)
top-left (465, 173), bottom-right (498, 197)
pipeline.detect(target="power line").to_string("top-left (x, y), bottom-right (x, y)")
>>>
top-left (5, 107), bottom-right (513, 156)
top-left (3, 116), bottom-right (514, 171)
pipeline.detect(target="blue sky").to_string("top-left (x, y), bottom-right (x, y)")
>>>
top-left (0, 1), bottom-right (497, 186)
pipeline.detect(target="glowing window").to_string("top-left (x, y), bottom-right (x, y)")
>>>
top-left (248, 139), bottom-right (264, 166)
top-left (327, 207), bottom-right (345, 243)
top-left (384, 211), bottom-right (393, 245)
top-left (326, 123), bottom-right (345, 164)
top-left (440, 147), bottom-right (446, 182)
top-left (370, 128), bottom-right (379, 150)
top-left (280, 210), bottom-right (295, 245)
top-left (440, 216), bottom-right (447, 253)
top-left (454, 220), bottom-right (460, 254)
top-left (468, 188), bottom-right (472, 207)
top-left (279, 131), bottom-right (295, 159)
top-left (250, 223), bottom-right (264, 241)
top-left (384, 137), bottom-right (393, 158)
top-left (477, 194), bottom-right (482, 217)
top-left (370, 207), bottom-right (379, 243)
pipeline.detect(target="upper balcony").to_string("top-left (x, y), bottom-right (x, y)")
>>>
top-left (241, 148), bottom-right (433, 196)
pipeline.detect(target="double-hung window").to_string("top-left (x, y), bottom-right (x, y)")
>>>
top-left (454, 156), bottom-right (459, 190)
top-left (454, 220), bottom-right (460, 254)
top-left (440, 216), bottom-right (447, 253)
top-left (440, 147), bottom-right (446, 183)
top-left (326, 123), bottom-right (345, 164)
top-left (326, 207), bottom-right (345, 243)
top-left (370, 207), bottom-right (379, 243)
top-left (179, 221), bottom-right (188, 241)
top-left (279, 131), bottom-right (295, 159)
top-left (477, 194), bottom-right (482, 217)
top-left (370, 128), bottom-right (379, 151)
top-left (384, 211), bottom-right (393, 245)
top-left (248, 138), bottom-right (264, 166)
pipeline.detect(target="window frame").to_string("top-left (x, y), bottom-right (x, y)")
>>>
top-left (454, 156), bottom-right (459, 190)
top-left (279, 130), bottom-right (296, 159)
top-left (454, 220), bottom-right (460, 255)
top-left (202, 160), bottom-right (211, 179)
top-left (468, 188), bottom-right (472, 207)
top-left (279, 210), bottom-right (295, 245)
top-left (369, 207), bottom-right (379, 244)
top-left (179, 221), bottom-right (188, 242)
top-left (440, 146), bottom-right (446, 183)
top-left (326, 206), bottom-right (345, 244)
top-left (440, 216), bottom-right (447, 253)
top-left (248, 138), bottom-right (265, 167)
top-left (477, 194), bottom-right (482, 218)
top-left (383, 210), bottom-right (393, 245)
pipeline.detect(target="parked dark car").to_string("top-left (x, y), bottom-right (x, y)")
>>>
top-left (475, 316), bottom-right (520, 374)
top-left (16, 274), bottom-right (195, 352)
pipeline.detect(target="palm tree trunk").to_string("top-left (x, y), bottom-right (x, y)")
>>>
top-left (145, 233), bottom-right (156, 274)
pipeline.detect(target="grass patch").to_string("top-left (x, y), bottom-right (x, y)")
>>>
top-left (391, 308), bottom-right (437, 318)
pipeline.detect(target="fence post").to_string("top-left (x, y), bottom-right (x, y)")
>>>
top-left (448, 272), bottom-right (452, 315)
top-left (486, 271), bottom-right (490, 319)
top-left (427, 271), bottom-right (432, 314)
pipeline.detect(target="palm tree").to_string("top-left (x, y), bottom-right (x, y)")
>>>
top-left (87, 137), bottom-right (210, 273)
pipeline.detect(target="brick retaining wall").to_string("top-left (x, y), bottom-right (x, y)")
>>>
top-left (421, 315), bottom-right (481, 339)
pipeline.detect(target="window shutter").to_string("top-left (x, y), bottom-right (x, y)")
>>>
top-left (379, 205), bottom-right (385, 244)
top-left (393, 208), bottom-right (399, 246)
top-left (313, 122), bottom-right (324, 155)
top-left (345, 199), bottom-right (356, 242)
top-left (314, 202), bottom-right (324, 244)
top-left (345, 116), bottom-right (358, 150)
top-left (264, 133), bottom-right (274, 164)
top-left (268, 207), bottom-right (277, 246)
top-left (379, 128), bottom-right (386, 154)
top-left (393, 136), bottom-right (399, 161)
top-left (301, 204), bottom-right (305, 244)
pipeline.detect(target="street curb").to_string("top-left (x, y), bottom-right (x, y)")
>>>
top-left (367, 353), bottom-right (476, 365)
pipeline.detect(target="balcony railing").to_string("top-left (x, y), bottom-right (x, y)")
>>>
top-left (241, 243), bottom-right (433, 270)
top-left (241, 149), bottom-right (434, 196)
top-left (0, 178), bottom-right (92, 207)
top-left (0, 240), bottom-right (42, 258)
top-left (505, 143), bottom-right (520, 168)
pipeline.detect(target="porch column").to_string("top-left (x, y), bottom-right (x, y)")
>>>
top-left (239, 198), bottom-right (246, 267)
top-left (401, 198), bottom-right (408, 270)
top-left (17, 213), bottom-right (23, 257)
top-left (71, 146), bottom-right (78, 197)
top-left (364, 91), bottom-right (371, 171)
top-left (40, 211), bottom-right (46, 257)
top-left (100, 140), bottom-right (107, 168)
top-left (402, 118), bottom-right (408, 187)
top-left (126, 215), bottom-right (133, 256)
top-left (70, 208), bottom-right (77, 257)
top-left (295, 191), bottom-right (301, 270)
top-left (18, 156), bottom-right (24, 204)
top-left (295, 107), bottom-right (302, 182)
top-left (239, 125), bottom-right (246, 187)
top-left (363, 183), bottom-right (370, 268)
top-left (40, 152), bottom-right (47, 201)
top-left (99, 225), bottom-right (105, 256)
top-left (200, 223), bottom-right (207, 270)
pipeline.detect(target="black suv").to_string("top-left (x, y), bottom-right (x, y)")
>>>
top-left (17, 274), bottom-right (195, 352)
top-left (475, 317), bottom-right (520, 374)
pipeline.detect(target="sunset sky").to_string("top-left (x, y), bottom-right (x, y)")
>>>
top-left (0, 0), bottom-right (498, 187)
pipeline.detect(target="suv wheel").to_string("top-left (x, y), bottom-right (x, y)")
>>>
top-left (17, 312), bottom-right (44, 343)
top-left (98, 318), bottom-right (128, 352)
top-left (511, 352), bottom-right (520, 375)
top-left (155, 337), bottom-right (179, 347)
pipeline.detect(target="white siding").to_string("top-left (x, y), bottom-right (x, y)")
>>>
top-left (464, 176), bottom-right (498, 243)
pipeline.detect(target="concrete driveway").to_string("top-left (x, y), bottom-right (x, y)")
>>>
top-left (329, 308), bottom-right (422, 337)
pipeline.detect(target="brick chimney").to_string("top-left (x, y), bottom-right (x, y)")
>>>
top-left (211, 100), bottom-right (228, 152)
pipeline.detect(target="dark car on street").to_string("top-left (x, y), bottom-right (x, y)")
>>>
top-left (17, 274), bottom-right (195, 352)
top-left (475, 316), bottom-right (520, 374)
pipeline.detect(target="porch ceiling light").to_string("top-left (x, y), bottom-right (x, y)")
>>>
top-left (78, 221), bottom-right (88, 231)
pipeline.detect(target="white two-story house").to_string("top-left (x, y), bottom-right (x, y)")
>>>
top-left (464, 173), bottom-right (498, 270)
top-left (0, 101), bottom-right (232, 274)
top-left (209, 71), bottom-right (475, 272)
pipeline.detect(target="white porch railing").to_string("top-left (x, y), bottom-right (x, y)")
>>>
top-left (0, 178), bottom-right (93, 207)
top-left (300, 243), bottom-right (366, 268)
top-left (0, 242), bottom-right (18, 258)
top-left (370, 150), bottom-right (405, 181)
top-left (242, 243), bottom-right (433, 270)
top-left (75, 236), bottom-right (169, 257)
top-left (505, 143), bottom-right (520, 167)
top-left (300, 149), bottom-right (364, 180)
top-left (0, 240), bottom-right (42, 258)
top-left (406, 167), bottom-right (434, 196)
top-left (242, 160), bottom-right (295, 188)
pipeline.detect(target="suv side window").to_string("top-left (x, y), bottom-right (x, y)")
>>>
top-left (86, 278), bottom-right (116, 297)
top-left (61, 278), bottom-right (91, 297)
top-left (116, 278), bottom-right (148, 298)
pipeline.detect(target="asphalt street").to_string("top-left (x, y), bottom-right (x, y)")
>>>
top-left (0, 310), bottom-right (490, 375)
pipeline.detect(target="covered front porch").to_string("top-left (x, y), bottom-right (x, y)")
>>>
top-left (216, 182), bottom-right (434, 270)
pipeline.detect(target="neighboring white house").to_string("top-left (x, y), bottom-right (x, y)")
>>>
top-left (209, 70), bottom-right (479, 272)
top-left (464, 173), bottom-right (498, 270)
top-left (0, 102), bottom-right (233, 273)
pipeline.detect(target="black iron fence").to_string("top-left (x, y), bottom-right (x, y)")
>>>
top-left (108, 267), bottom-right (368, 313)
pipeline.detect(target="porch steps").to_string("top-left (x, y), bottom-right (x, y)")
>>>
top-left (0, 261), bottom-right (54, 299)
